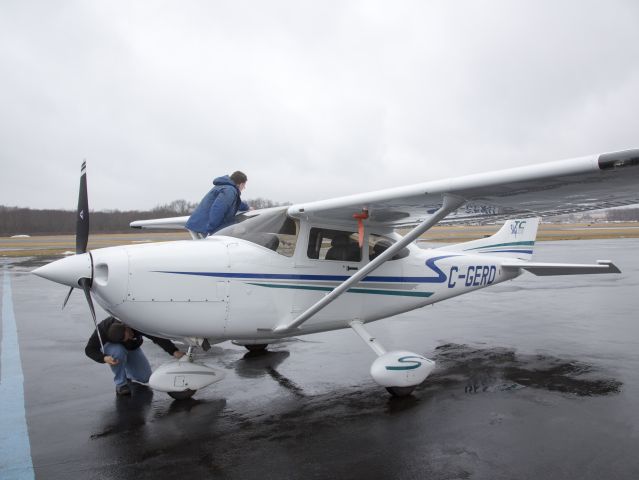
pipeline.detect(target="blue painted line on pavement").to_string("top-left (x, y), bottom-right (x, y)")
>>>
top-left (1, 269), bottom-right (35, 479)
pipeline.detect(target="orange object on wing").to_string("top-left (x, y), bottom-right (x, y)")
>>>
top-left (352, 209), bottom-right (369, 248)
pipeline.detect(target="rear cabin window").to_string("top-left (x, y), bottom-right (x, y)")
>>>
top-left (368, 234), bottom-right (409, 261)
top-left (307, 228), bottom-right (362, 262)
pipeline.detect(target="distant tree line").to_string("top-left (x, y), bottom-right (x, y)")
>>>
top-left (5, 201), bottom-right (633, 236)
top-left (606, 207), bottom-right (639, 222)
top-left (0, 197), bottom-right (290, 236)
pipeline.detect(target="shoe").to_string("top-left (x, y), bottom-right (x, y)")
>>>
top-left (116, 384), bottom-right (131, 396)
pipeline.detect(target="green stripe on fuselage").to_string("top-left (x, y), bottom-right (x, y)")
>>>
top-left (247, 283), bottom-right (433, 298)
top-left (464, 240), bottom-right (534, 251)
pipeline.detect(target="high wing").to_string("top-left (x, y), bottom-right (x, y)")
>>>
top-left (131, 149), bottom-right (639, 231)
top-left (273, 148), bottom-right (639, 334)
top-left (286, 149), bottom-right (639, 227)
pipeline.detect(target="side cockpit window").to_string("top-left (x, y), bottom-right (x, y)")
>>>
top-left (214, 208), bottom-right (299, 257)
top-left (307, 228), bottom-right (361, 262)
top-left (368, 234), bottom-right (409, 261)
top-left (246, 217), bottom-right (298, 257)
top-left (272, 217), bottom-right (298, 257)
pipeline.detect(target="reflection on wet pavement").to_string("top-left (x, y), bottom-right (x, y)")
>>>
top-left (91, 384), bottom-right (154, 439)
top-left (428, 343), bottom-right (622, 396)
top-left (237, 350), bottom-right (306, 398)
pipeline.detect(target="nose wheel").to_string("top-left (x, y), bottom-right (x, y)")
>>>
top-left (245, 343), bottom-right (269, 352)
top-left (168, 389), bottom-right (196, 400)
top-left (386, 386), bottom-right (416, 397)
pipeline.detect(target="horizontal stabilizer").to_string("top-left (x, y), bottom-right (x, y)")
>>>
top-left (502, 260), bottom-right (621, 276)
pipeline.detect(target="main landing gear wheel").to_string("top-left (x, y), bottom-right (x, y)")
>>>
top-left (168, 389), bottom-right (196, 400)
top-left (386, 386), bottom-right (416, 397)
top-left (245, 344), bottom-right (268, 352)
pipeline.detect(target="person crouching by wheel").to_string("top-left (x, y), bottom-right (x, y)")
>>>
top-left (85, 316), bottom-right (185, 396)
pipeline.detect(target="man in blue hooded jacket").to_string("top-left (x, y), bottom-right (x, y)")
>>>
top-left (185, 171), bottom-right (249, 238)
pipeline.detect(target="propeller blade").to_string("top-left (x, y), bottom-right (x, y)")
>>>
top-left (62, 286), bottom-right (74, 309)
top-left (76, 160), bottom-right (89, 254)
top-left (79, 276), bottom-right (104, 352)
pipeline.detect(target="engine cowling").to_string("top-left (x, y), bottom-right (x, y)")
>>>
top-left (370, 350), bottom-right (435, 388)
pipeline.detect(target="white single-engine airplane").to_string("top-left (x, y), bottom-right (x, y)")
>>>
top-left (34, 150), bottom-right (639, 399)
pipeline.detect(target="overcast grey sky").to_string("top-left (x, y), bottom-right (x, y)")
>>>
top-left (1, 0), bottom-right (638, 211)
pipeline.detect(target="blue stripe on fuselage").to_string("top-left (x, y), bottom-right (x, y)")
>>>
top-left (154, 255), bottom-right (459, 284)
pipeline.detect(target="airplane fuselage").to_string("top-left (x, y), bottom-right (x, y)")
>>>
top-left (87, 236), bottom-right (520, 343)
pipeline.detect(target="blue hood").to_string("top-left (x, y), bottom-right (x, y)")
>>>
top-left (213, 175), bottom-right (237, 188)
top-left (185, 174), bottom-right (248, 235)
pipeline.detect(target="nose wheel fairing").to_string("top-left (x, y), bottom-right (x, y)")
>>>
top-left (148, 355), bottom-right (225, 397)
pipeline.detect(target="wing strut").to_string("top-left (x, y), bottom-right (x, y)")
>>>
top-left (270, 194), bottom-right (465, 334)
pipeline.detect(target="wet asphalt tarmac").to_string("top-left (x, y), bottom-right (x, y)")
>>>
top-left (2, 239), bottom-right (639, 479)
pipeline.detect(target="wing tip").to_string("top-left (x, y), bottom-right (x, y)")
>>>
top-left (598, 149), bottom-right (639, 170)
top-left (596, 260), bottom-right (621, 274)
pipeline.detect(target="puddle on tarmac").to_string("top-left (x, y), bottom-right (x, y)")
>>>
top-left (200, 342), bottom-right (623, 440)
top-left (428, 343), bottom-right (622, 396)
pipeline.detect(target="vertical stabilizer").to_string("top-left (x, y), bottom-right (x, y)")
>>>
top-left (437, 218), bottom-right (540, 260)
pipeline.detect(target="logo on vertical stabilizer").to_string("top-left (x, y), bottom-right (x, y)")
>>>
top-left (510, 220), bottom-right (526, 235)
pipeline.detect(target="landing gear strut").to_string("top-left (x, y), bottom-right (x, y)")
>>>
top-left (167, 347), bottom-right (197, 400)
top-left (349, 320), bottom-right (435, 397)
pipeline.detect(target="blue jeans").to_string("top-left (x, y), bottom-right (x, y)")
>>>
top-left (103, 342), bottom-right (152, 387)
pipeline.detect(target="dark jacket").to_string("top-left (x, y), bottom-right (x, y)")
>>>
top-left (185, 175), bottom-right (249, 235)
top-left (85, 316), bottom-right (179, 364)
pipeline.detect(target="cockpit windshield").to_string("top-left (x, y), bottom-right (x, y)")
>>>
top-left (214, 207), bottom-right (298, 257)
